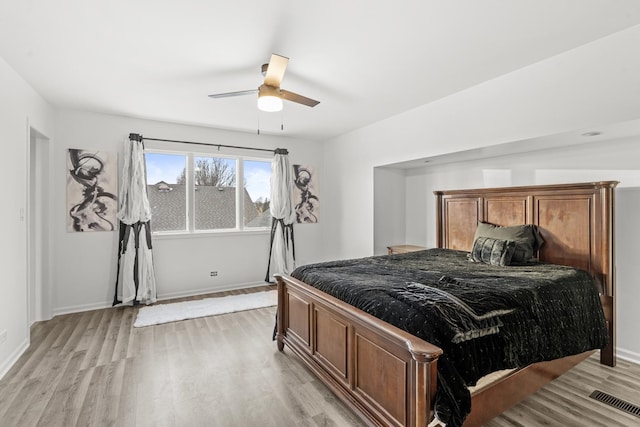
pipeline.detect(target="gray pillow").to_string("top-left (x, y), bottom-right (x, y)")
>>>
top-left (473, 222), bottom-right (543, 263)
top-left (469, 237), bottom-right (516, 266)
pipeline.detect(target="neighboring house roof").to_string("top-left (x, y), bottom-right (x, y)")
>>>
top-left (147, 183), bottom-right (268, 231)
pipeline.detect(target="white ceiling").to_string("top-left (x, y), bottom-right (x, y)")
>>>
top-left (2, 1), bottom-right (640, 141)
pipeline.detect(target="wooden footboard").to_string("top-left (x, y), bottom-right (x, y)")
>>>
top-left (276, 274), bottom-right (443, 427)
top-left (276, 273), bottom-right (597, 427)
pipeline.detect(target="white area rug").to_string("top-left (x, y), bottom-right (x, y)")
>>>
top-left (133, 290), bottom-right (277, 327)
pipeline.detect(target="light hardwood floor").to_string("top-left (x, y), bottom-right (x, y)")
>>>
top-left (1, 287), bottom-right (639, 427)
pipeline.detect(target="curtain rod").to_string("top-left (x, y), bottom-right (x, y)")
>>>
top-left (128, 133), bottom-right (287, 155)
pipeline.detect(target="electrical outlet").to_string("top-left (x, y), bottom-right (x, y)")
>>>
top-left (210, 271), bottom-right (218, 277)
top-left (0, 330), bottom-right (7, 344)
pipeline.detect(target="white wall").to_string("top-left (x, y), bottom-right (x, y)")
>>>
top-left (615, 186), bottom-right (640, 362)
top-left (373, 167), bottom-right (406, 255)
top-left (52, 110), bottom-right (324, 314)
top-left (0, 56), bottom-right (54, 378)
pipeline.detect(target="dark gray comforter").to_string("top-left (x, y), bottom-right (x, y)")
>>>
top-left (291, 248), bottom-right (608, 427)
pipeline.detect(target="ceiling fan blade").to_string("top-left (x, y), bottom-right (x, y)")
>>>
top-left (281, 89), bottom-right (320, 107)
top-left (208, 89), bottom-right (257, 99)
top-left (263, 54), bottom-right (289, 87)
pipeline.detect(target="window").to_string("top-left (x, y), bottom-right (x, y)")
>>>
top-left (243, 160), bottom-right (272, 228)
top-left (145, 150), bottom-right (271, 234)
top-left (145, 152), bottom-right (187, 232)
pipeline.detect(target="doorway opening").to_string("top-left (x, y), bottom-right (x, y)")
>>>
top-left (28, 127), bottom-right (52, 324)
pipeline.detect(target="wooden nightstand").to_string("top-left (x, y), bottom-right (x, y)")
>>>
top-left (387, 244), bottom-right (427, 255)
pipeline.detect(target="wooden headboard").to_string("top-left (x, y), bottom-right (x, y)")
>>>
top-left (434, 181), bottom-right (617, 366)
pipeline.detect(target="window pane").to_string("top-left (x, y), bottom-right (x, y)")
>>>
top-left (145, 153), bottom-right (187, 232)
top-left (244, 160), bottom-right (272, 228)
top-left (194, 156), bottom-right (237, 230)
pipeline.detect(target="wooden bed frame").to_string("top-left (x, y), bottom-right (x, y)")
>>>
top-left (275, 181), bottom-right (617, 427)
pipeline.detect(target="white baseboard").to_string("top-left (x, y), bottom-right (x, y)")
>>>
top-left (0, 338), bottom-right (29, 381)
top-left (53, 301), bottom-right (113, 317)
top-left (52, 281), bottom-right (272, 317)
top-left (617, 347), bottom-right (640, 365)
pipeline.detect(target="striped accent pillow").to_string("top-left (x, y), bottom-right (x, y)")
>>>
top-left (469, 237), bottom-right (516, 266)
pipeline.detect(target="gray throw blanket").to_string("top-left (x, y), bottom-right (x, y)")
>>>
top-left (389, 281), bottom-right (515, 344)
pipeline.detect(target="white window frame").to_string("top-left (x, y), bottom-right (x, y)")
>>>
top-left (144, 145), bottom-right (272, 237)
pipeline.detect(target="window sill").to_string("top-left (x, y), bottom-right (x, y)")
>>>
top-left (152, 228), bottom-right (270, 240)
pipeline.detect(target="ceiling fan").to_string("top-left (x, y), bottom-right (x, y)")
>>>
top-left (208, 53), bottom-right (320, 112)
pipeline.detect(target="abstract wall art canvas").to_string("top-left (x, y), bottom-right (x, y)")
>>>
top-left (66, 149), bottom-right (118, 232)
top-left (293, 164), bottom-right (319, 223)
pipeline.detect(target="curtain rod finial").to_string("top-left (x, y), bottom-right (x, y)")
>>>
top-left (274, 148), bottom-right (289, 155)
top-left (129, 133), bottom-right (142, 142)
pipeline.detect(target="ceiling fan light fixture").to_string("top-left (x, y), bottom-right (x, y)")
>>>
top-left (208, 54), bottom-right (319, 112)
top-left (258, 85), bottom-right (283, 112)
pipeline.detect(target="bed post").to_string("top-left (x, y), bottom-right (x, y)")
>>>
top-left (409, 343), bottom-right (440, 427)
top-left (435, 191), bottom-right (443, 248)
top-left (275, 275), bottom-right (286, 351)
top-left (598, 182), bottom-right (616, 367)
